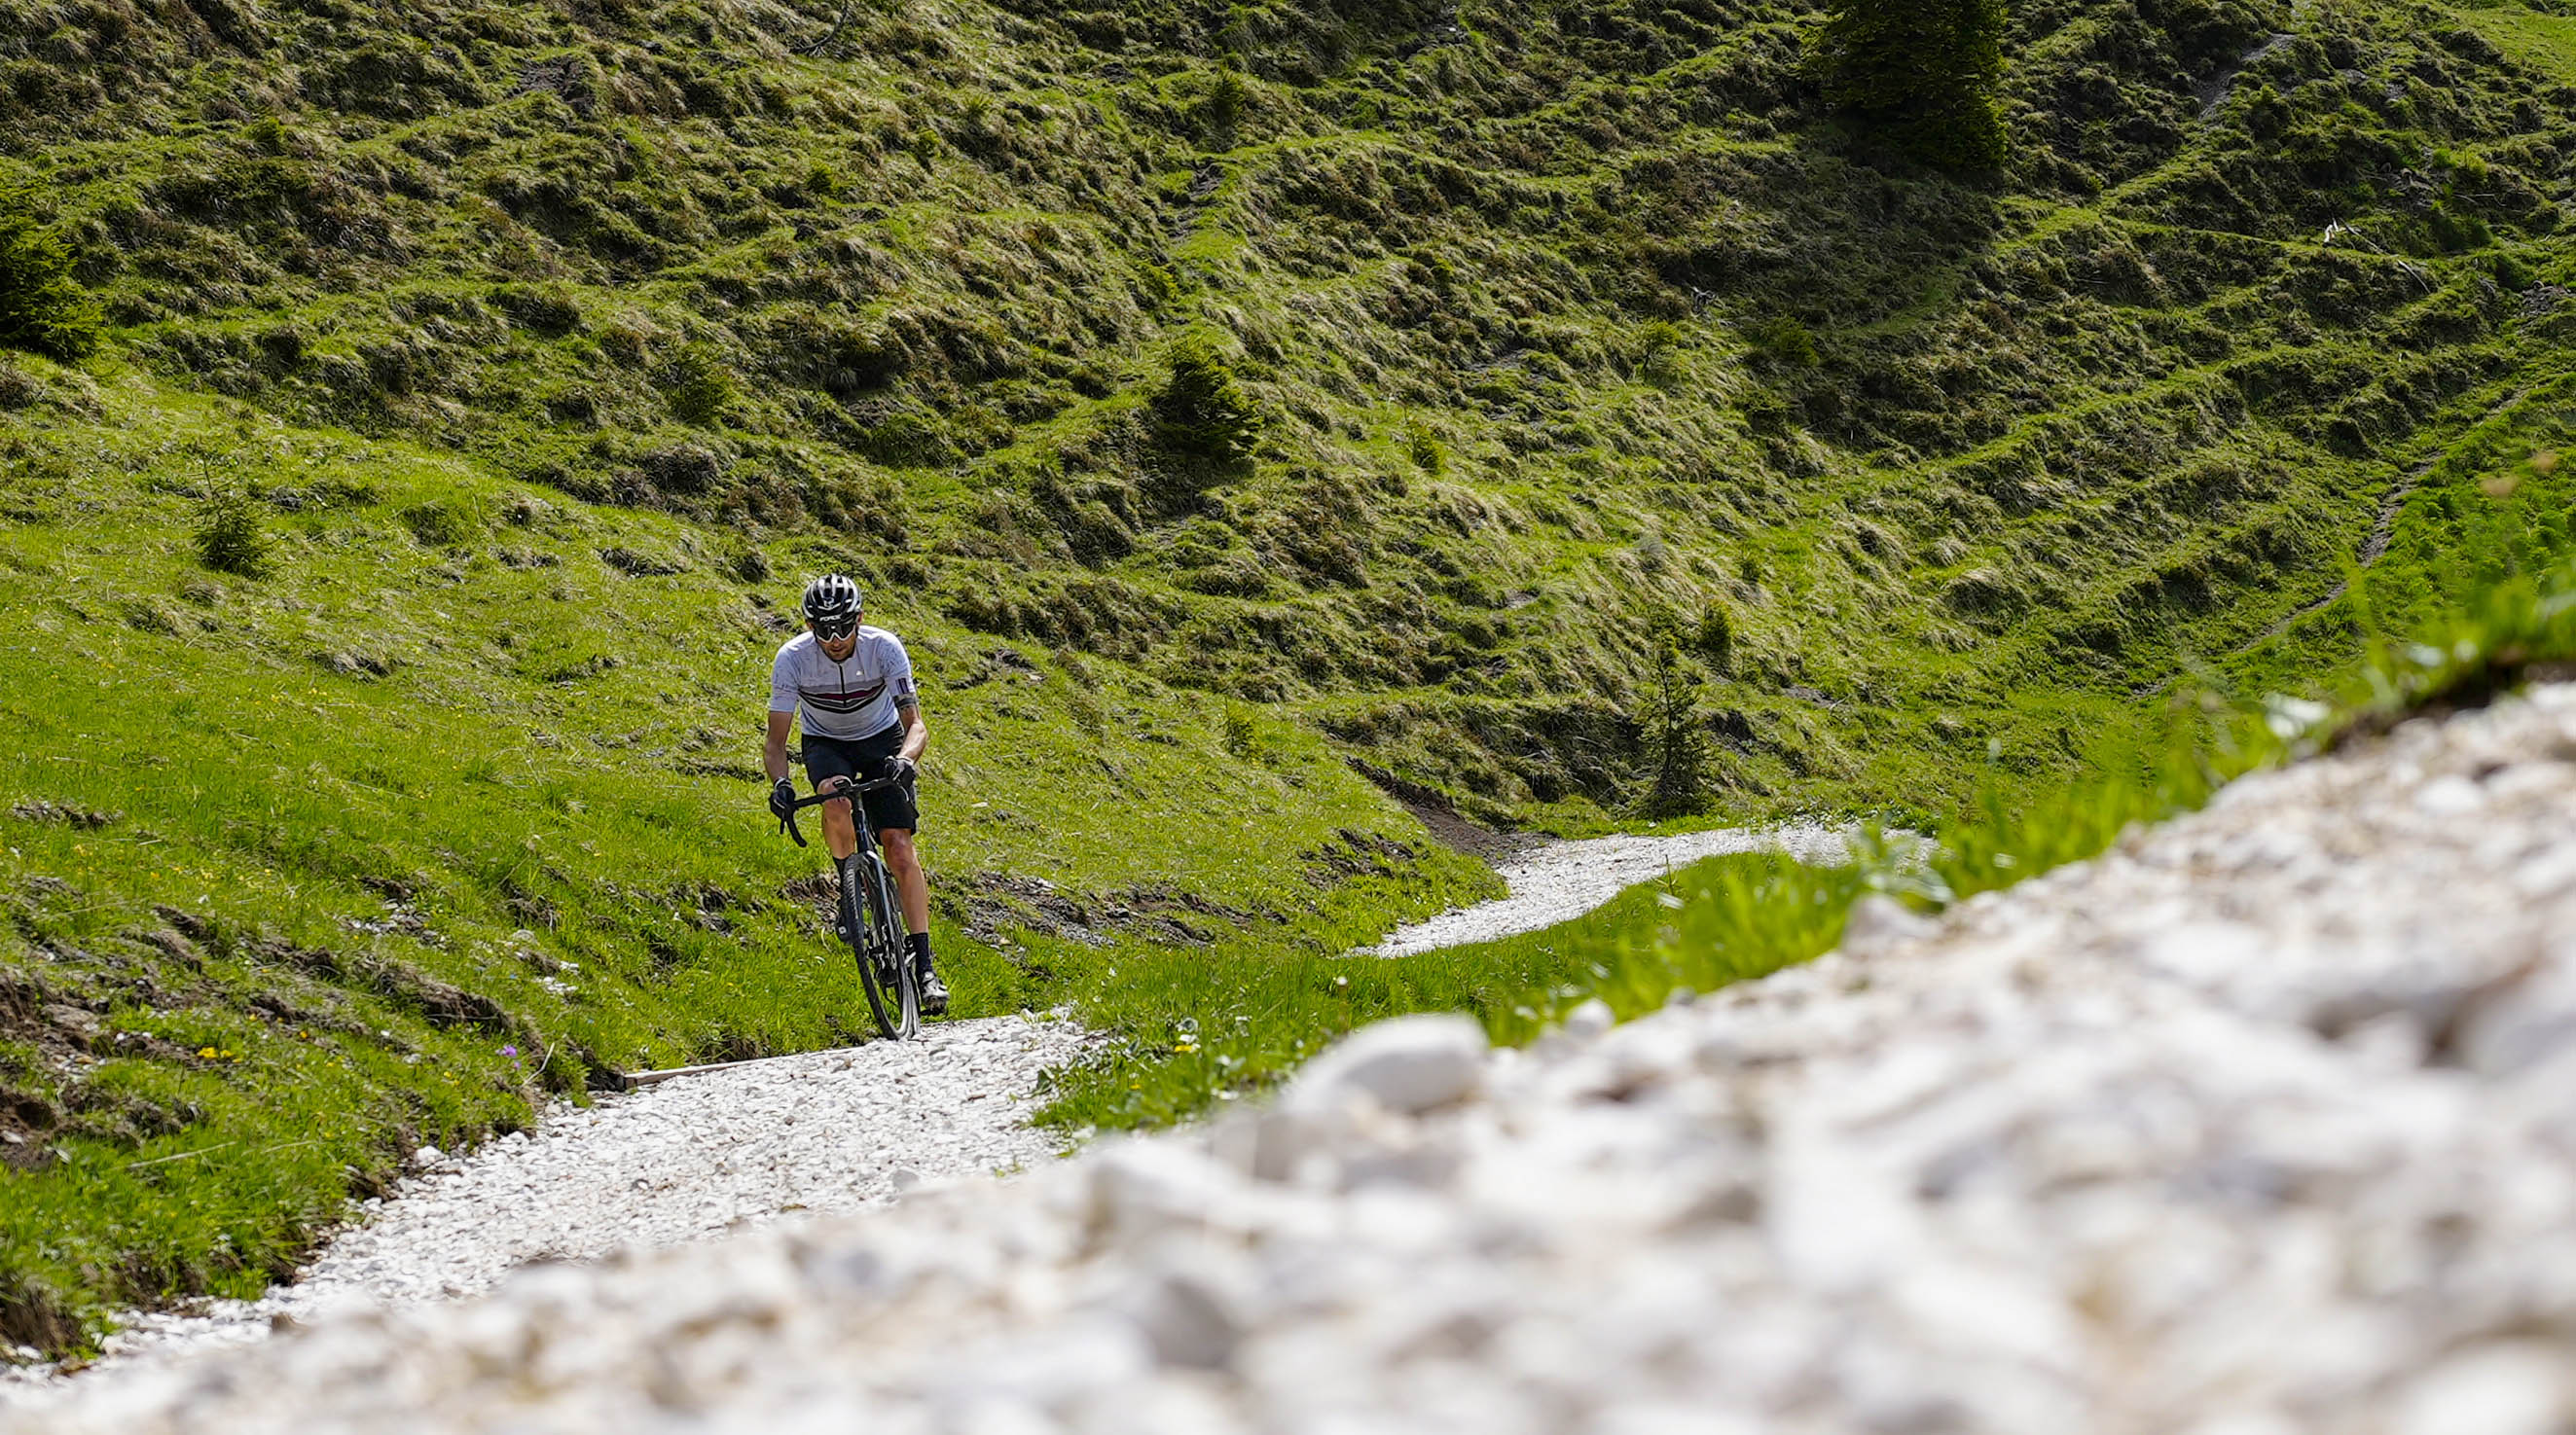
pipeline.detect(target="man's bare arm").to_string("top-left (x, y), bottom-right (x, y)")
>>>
top-left (764, 710), bottom-right (795, 784)
top-left (897, 702), bottom-right (926, 766)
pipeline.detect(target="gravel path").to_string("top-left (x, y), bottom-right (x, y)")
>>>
top-left (4, 817), bottom-right (1821, 1400)
top-left (2, 1014), bottom-right (1093, 1400)
top-left (1371, 823), bottom-right (1852, 955)
top-left (35, 690), bottom-right (2576, 1432)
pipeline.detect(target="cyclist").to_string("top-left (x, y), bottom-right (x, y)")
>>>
top-left (764, 574), bottom-right (947, 1016)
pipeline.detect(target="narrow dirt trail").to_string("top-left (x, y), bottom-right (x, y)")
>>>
top-left (2138, 384), bottom-right (2536, 698)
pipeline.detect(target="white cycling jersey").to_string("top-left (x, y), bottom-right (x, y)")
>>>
top-left (769, 627), bottom-right (917, 742)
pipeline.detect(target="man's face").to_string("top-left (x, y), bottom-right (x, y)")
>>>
top-left (814, 617), bottom-right (860, 661)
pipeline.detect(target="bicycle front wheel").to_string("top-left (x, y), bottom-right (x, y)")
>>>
top-left (864, 855), bottom-right (920, 1039)
top-left (839, 855), bottom-right (899, 1041)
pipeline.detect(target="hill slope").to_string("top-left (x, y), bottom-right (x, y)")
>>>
top-left (3, 0), bottom-right (2575, 1355)
top-left (7, 0), bottom-right (2573, 809)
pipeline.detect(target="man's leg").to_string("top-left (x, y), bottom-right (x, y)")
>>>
top-left (878, 827), bottom-right (945, 1014)
top-left (816, 775), bottom-right (859, 861)
top-left (879, 828), bottom-right (929, 934)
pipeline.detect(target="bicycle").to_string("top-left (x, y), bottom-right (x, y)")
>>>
top-left (779, 773), bottom-right (920, 1041)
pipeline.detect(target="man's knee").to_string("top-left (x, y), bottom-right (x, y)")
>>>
top-left (882, 828), bottom-right (920, 866)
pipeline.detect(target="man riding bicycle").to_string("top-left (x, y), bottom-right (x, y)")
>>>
top-left (764, 574), bottom-right (947, 1016)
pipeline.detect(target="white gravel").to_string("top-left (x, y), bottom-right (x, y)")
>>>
top-left (2, 1014), bottom-right (1093, 1398)
top-left (34, 688), bottom-right (2576, 1432)
top-left (1370, 823), bottom-right (1853, 955)
top-left (42, 687), bottom-right (2576, 1433)
top-left (4, 813), bottom-right (1793, 1402)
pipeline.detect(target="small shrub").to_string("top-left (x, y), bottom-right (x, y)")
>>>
top-left (0, 195), bottom-right (103, 362)
top-left (1694, 601), bottom-right (1735, 674)
top-left (1221, 705), bottom-right (1261, 759)
top-left (1746, 316), bottom-right (1820, 367)
top-left (1150, 334), bottom-right (1260, 470)
top-left (195, 489), bottom-right (274, 578)
top-left (1206, 68), bottom-right (1249, 137)
top-left (660, 342), bottom-right (736, 426)
top-left (1638, 633), bottom-right (1708, 818)
top-left (1403, 419), bottom-right (1448, 475)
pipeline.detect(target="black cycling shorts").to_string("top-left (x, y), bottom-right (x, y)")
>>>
top-left (800, 725), bottom-right (920, 835)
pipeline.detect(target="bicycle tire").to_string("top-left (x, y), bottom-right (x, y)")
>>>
top-left (865, 853), bottom-right (920, 1038)
top-left (839, 854), bottom-right (899, 1041)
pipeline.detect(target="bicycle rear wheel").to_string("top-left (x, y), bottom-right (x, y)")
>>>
top-left (862, 854), bottom-right (920, 1038)
top-left (838, 855), bottom-right (899, 1041)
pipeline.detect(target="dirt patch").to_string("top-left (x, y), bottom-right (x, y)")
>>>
top-left (1299, 828), bottom-right (1422, 887)
top-left (953, 645), bottom-right (1046, 689)
top-left (949, 875), bottom-right (1277, 950)
top-left (250, 940), bottom-right (507, 1035)
top-left (960, 873), bottom-right (1109, 948)
top-left (1345, 759), bottom-right (1532, 862)
top-left (7, 802), bottom-right (121, 829)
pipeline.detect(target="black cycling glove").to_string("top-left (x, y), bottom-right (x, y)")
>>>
top-left (768, 777), bottom-right (798, 821)
top-left (886, 756), bottom-right (918, 785)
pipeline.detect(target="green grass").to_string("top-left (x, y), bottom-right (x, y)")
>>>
top-left (3, 0), bottom-right (2567, 823)
top-left (0, 364), bottom-right (1493, 1352)
top-left (2456, 1), bottom-right (2576, 82)
top-left (1043, 439), bottom-right (2576, 1136)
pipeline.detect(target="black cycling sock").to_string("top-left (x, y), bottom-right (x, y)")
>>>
top-left (907, 930), bottom-right (934, 971)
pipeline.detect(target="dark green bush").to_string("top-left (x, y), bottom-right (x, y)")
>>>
top-left (1695, 601), bottom-right (1735, 674)
top-left (1810, 0), bottom-right (2009, 169)
top-left (1638, 633), bottom-right (1709, 817)
top-left (0, 196), bottom-right (102, 362)
top-left (1747, 316), bottom-right (1821, 367)
top-left (660, 342), bottom-right (736, 426)
top-left (1403, 418), bottom-right (1448, 475)
top-left (1150, 334), bottom-right (1261, 470)
top-left (1206, 68), bottom-right (1249, 137)
top-left (195, 489), bottom-right (274, 578)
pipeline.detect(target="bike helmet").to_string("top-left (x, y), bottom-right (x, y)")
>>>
top-left (801, 574), bottom-right (862, 639)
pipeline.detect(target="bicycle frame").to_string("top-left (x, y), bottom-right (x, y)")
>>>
top-left (779, 772), bottom-right (919, 1038)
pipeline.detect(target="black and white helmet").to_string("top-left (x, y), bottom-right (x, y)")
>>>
top-left (801, 574), bottom-right (862, 639)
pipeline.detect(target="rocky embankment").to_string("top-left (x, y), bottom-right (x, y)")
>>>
top-left (29, 689), bottom-right (2576, 1433)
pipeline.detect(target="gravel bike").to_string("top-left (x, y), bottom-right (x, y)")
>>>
top-left (780, 773), bottom-right (919, 1040)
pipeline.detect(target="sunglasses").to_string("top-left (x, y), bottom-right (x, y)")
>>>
top-left (812, 617), bottom-right (858, 641)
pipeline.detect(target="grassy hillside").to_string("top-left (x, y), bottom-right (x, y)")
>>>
top-left (7, 0), bottom-right (2572, 813)
top-left (3, 0), bottom-right (2574, 1357)
top-left (0, 365), bottom-right (1493, 1350)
